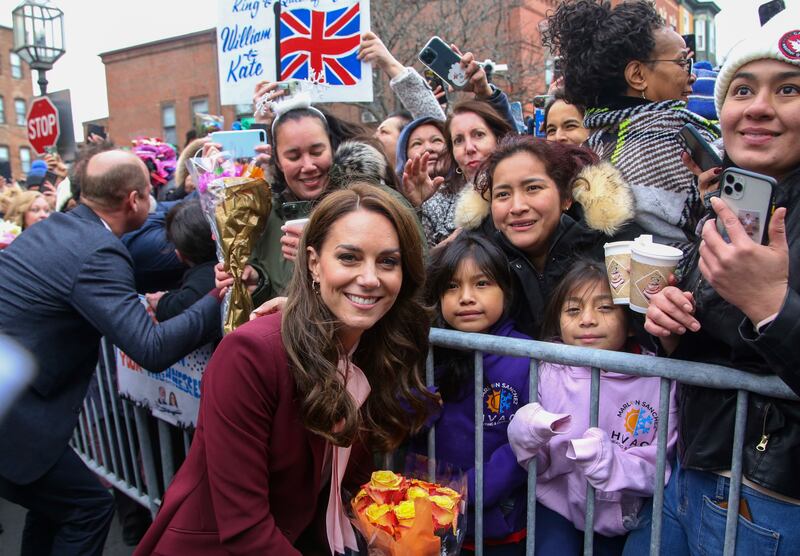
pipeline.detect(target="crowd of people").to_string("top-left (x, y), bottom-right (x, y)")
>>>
top-left (0, 0), bottom-right (798, 554)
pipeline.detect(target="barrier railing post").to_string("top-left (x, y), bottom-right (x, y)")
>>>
top-left (134, 405), bottom-right (161, 517)
top-left (723, 390), bottom-right (749, 556)
top-left (90, 398), bottom-right (110, 470)
top-left (83, 399), bottom-right (98, 462)
top-left (183, 430), bottom-right (192, 455)
top-left (649, 378), bottom-right (671, 556)
top-left (526, 359), bottom-right (540, 556)
top-left (474, 350), bottom-right (484, 556)
top-left (583, 367), bottom-right (601, 556)
top-left (426, 347), bottom-right (436, 482)
top-left (157, 420), bottom-right (176, 486)
top-left (94, 364), bottom-right (120, 478)
top-left (101, 338), bottom-right (132, 483)
top-left (121, 400), bottom-right (144, 493)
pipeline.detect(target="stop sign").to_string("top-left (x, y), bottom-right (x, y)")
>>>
top-left (26, 97), bottom-right (60, 155)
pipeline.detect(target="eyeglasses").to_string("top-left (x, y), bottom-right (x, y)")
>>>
top-left (642, 56), bottom-right (694, 75)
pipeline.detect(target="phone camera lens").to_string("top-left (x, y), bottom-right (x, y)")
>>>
top-left (420, 48), bottom-right (436, 64)
top-left (723, 185), bottom-right (733, 195)
top-left (725, 174), bottom-right (735, 184)
top-left (734, 182), bottom-right (743, 193)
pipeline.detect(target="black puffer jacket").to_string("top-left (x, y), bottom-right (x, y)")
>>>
top-left (673, 165), bottom-right (800, 498)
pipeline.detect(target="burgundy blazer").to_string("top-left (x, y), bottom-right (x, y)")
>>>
top-left (135, 312), bottom-right (373, 555)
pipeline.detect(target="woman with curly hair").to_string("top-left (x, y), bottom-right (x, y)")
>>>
top-left (136, 183), bottom-right (436, 555)
top-left (542, 0), bottom-right (719, 252)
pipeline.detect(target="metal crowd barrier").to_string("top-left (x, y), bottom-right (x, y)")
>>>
top-left (70, 332), bottom-right (799, 556)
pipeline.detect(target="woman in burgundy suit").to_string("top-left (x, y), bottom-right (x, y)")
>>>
top-left (135, 183), bottom-right (435, 555)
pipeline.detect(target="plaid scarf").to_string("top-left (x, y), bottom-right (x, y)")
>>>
top-left (585, 100), bottom-right (720, 252)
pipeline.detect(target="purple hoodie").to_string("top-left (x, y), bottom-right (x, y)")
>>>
top-left (507, 356), bottom-right (677, 536)
top-left (417, 319), bottom-right (532, 541)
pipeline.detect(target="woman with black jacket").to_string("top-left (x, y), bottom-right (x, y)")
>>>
top-left (454, 135), bottom-right (644, 338)
top-left (633, 7), bottom-right (800, 554)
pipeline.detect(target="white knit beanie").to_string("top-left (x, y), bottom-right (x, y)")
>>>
top-left (715, 7), bottom-right (800, 115)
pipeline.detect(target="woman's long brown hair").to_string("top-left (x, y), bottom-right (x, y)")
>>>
top-left (281, 182), bottom-right (436, 451)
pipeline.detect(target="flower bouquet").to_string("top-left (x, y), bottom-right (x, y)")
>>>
top-left (193, 150), bottom-right (271, 334)
top-left (350, 467), bottom-right (466, 555)
top-left (0, 220), bottom-right (21, 249)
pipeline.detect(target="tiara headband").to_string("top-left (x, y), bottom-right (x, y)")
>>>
top-left (260, 91), bottom-right (328, 136)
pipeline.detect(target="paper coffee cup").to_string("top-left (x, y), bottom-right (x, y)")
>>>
top-left (629, 242), bottom-right (683, 314)
top-left (603, 241), bottom-right (633, 305)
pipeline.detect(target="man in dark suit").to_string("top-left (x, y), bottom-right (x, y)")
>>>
top-left (0, 149), bottom-right (222, 555)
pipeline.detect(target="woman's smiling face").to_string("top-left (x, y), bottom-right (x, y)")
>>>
top-left (274, 116), bottom-right (333, 200)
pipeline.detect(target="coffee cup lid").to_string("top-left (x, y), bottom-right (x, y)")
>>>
top-left (603, 240), bottom-right (633, 249)
top-left (631, 242), bottom-right (683, 259)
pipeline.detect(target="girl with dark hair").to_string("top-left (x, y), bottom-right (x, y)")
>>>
top-left (543, 90), bottom-right (588, 146)
top-left (136, 183), bottom-right (436, 555)
top-left (423, 230), bottom-right (531, 555)
top-left (455, 135), bottom-right (643, 337)
top-left (543, 0), bottom-right (719, 251)
top-left (508, 259), bottom-right (676, 556)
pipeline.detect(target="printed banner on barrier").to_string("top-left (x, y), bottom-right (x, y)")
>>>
top-left (115, 344), bottom-right (212, 429)
top-left (217, 0), bottom-right (372, 104)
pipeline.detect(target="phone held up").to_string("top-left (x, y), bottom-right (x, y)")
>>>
top-left (209, 129), bottom-right (268, 160)
top-left (716, 167), bottom-right (776, 245)
top-left (676, 123), bottom-right (722, 173)
top-left (418, 37), bottom-right (467, 90)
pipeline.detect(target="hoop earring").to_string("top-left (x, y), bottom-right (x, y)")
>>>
top-left (456, 166), bottom-right (463, 175)
top-left (312, 280), bottom-right (320, 295)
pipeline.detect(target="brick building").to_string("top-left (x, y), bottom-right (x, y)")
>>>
top-left (100, 0), bottom-right (719, 144)
top-left (0, 25), bottom-right (34, 181)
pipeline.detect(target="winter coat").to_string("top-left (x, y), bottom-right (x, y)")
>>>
top-left (584, 97), bottom-right (720, 252)
top-left (672, 164), bottom-right (800, 498)
top-left (454, 162), bottom-right (645, 337)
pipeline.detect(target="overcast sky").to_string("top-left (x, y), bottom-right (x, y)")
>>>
top-left (0, 0), bottom-right (772, 139)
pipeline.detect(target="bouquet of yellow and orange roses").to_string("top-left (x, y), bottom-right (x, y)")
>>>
top-left (350, 469), bottom-right (466, 555)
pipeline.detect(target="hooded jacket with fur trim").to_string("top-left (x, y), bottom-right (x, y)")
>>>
top-left (454, 162), bottom-right (644, 337)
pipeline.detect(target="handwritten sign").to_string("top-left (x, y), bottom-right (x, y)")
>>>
top-left (217, 0), bottom-right (372, 105)
top-left (115, 345), bottom-right (212, 429)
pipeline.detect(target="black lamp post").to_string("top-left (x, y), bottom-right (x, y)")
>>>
top-left (12, 0), bottom-right (65, 96)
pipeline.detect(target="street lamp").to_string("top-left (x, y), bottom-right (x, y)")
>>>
top-left (12, 0), bottom-right (65, 96)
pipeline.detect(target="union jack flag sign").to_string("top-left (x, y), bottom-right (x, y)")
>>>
top-left (279, 4), bottom-right (362, 86)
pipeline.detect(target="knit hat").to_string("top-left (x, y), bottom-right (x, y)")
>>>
top-left (715, 6), bottom-right (800, 115)
top-left (25, 159), bottom-right (48, 187)
top-left (687, 61), bottom-right (718, 120)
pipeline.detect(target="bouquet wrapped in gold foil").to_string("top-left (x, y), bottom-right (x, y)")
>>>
top-left (193, 151), bottom-right (272, 334)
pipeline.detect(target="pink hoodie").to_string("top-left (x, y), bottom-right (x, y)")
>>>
top-left (507, 360), bottom-right (677, 536)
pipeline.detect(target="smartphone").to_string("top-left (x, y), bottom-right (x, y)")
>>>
top-left (758, 0), bottom-right (785, 26)
top-left (210, 129), bottom-right (268, 159)
top-left (44, 170), bottom-right (59, 185)
top-left (87, 124), bottom-right (106, 139)
top-left (676, 123), bottom-right (722, 172)
top-left (281, 201), bottom-right (313, 221)
top-left (532, 95), bottom-right (552, 109)
top-left (418, 37), bottom-right (467, 90)
top-left (275, 80), bottom-right (302, 96)
top-left (716, 168), bottom-right (776, 244)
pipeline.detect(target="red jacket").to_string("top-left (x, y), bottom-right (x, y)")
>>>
top-left (135, 312), bottom-right (373, 555)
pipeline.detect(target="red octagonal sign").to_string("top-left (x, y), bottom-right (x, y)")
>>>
top-left (26, 97), bottom-right (60, 155)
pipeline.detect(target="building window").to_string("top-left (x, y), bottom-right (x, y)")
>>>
top-left (683, 12), bottom-right (691, 34)
top-left (161, 104), bottom-right (177, 145)
top-left (0, 146), bottom-right (9, 163)
top-left (14, 99), bottom-right (26, 126)
top-left (191, 97), bottom-right (209, 116)
top-left (10, 52), bottom-right (22, 79)
top-left (709, 22), bottom-right (716, 54)
top-left (696, 18), bottom-right (706, 51)
top-left (0, 97), bottom-right (5, 124)
top-left (19, 147), bottom-right (31, 173)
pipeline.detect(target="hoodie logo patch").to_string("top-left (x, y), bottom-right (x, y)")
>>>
top-left (778, 30), bottom-right (800, 61)
top-left (483, 382), bottom-right (519, 427)
top-left (611, 400), bottom-right (660, 448)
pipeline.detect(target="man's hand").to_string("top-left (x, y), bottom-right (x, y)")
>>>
top-left (699, 198), bottom-right (789, 325)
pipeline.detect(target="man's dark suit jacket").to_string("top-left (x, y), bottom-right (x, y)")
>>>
top-left (0, 204), bottom-right (221, 484)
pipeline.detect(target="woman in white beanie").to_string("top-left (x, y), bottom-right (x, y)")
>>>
top-left (626, 6), bottom-right (800, 555)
